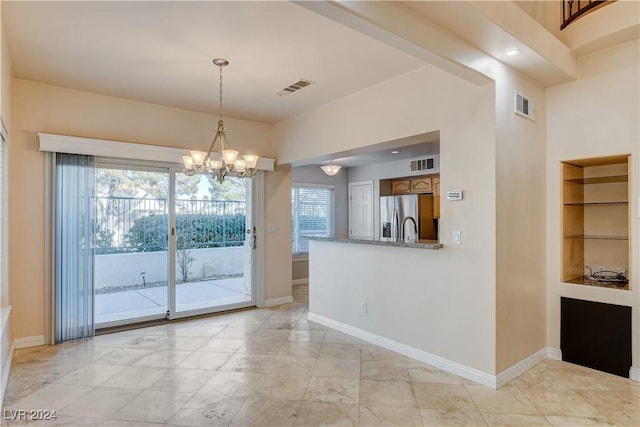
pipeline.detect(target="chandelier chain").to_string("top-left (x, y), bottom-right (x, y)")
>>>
top-left (218, 63), bottom-right (223, 122)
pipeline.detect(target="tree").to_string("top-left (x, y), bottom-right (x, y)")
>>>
top-left (176, 228), bottom-right (195, 283)
top-left (206, 176), bottom-right (246, 201)
top-left (94, 168), bottom-right (200, 251)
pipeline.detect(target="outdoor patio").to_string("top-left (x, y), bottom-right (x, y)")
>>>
top-left (95, 277), bottom-right (250, 324)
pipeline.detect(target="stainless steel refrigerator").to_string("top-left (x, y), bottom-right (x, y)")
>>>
top-left (380, 194), bottom-right (437, 242)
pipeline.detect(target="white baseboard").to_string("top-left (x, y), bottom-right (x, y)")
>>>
top-left (630, 367), bottom-right (640, 382)
top-left (1, 341), bottom-right (15, 410)
top-left (265, 296), bottom-right (294, 307)
top-left (308, 312), bottom-right (498, 389)
top-left (546, 347), bottom-right (562, 360)
top-left (292, 279), bottom-right (309, 286)
top-left (13, 335), bottom-right (45, 349)
top-left (496, 348), bottom-right (548, 388)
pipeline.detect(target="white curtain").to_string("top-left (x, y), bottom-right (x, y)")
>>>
top-left (55, 153), bottom-right (95, 343)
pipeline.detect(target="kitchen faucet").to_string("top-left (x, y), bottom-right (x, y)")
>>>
top-left (401, 216), bottom-right (418, 243)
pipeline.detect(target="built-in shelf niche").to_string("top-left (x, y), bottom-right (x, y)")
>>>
top-left (561, 155), bottom-right (630, 290)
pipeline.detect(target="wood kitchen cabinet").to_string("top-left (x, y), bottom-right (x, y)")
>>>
top-left (410, 177), bottom-right (432, 192)
top-left (390, 176), bottom-right (438, 195)
top-left (391, 179), bottom-right (411, 194)
top-left (433, 176), bottom-right (440, 219)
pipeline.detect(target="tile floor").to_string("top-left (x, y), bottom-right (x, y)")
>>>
top-left (2, 302), bottom-right (639, 426)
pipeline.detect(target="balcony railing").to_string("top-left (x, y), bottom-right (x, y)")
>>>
top-left (561, 0), bottom-right (610, 30)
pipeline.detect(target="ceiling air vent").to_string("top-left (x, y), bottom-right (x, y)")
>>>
top-left (276, 79), bottom-right (315, 97)
top-left (514, 90), bottom-right (535, 120)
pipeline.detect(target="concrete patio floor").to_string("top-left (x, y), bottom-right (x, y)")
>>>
top-left (95, 277), bottom-right (250, 324)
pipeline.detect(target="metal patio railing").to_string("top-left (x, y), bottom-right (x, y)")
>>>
top-left (93, 197), bottom-right (246, 253)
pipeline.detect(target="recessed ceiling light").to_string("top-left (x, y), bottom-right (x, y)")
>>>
top-left (505, 48), bottom-right (521, 57)
top-left (391, 150), bottom-right (401, 154)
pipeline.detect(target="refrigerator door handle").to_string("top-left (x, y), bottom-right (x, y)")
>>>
top-left (392, 209), bottom-right (399, 242)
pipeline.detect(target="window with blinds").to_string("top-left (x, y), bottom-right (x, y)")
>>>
top-left (291, 184), bottom-right (335, 255)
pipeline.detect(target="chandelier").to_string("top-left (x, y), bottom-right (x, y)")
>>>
top-left (182, 58), bottom-right (259, 183)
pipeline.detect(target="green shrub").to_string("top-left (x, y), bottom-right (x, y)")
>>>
top-left (124, 213), bottom-right (245, 252)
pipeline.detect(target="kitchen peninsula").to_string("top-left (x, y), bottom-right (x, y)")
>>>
top-left (306, 235), bottom-right (442, 250)
top-left (303, 148), bottom-right (499, 388)
top-left (306, 232), bottom-right (498, 388)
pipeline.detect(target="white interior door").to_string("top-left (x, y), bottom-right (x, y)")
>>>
top-left (349, 180), bottom-right (374, 239)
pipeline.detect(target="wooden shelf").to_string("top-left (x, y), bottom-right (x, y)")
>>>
top-left (564, 235), bottom-right (628, 240)
top-left (564, 175), bottom-right (628, 185)
top-left (563, 201), bottom-right (628, 206)
top-left (561, 155), bottom-right (630, 290)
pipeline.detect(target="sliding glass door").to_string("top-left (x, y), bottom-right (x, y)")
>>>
top-left (93, 162), bottom-right (170, 326)
top-left (171, 173), bottom-right (253, 317)
top-left (90, 160), bottom-right (256, 328)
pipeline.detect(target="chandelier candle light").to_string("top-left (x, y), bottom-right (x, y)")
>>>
top-left (183, 58), bottom-right (259, 183)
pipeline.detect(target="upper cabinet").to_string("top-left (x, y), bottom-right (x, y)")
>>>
top-left (410, 177), bottom-right (432, 193)
top-left (391, 179), bottom-right (411, 194)
top-left (386, 175), bottom-right (436, 195)
top-left (561, 155), bottom-right (630, 290)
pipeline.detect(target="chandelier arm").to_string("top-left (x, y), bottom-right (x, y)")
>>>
top-left (217, 125), bottom-right (226, 151)
top-left (203, 131), bottom-right (220, 163)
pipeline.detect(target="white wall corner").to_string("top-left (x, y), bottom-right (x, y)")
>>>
top-left (546, 347), bottom-right (562, 360)
top-left (13, 336), bottom-right (45, 349)
top-left (308, 312), bottom-right (498, 389)
top-left (630, 367), bottom-right (640, 382)
top-left (265, 296), bottom-right (294, 307)
top-left (496, 348), bottom-right (548, 388)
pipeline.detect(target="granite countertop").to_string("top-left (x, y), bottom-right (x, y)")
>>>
top-left (306, 236), bottom-right (443, 250)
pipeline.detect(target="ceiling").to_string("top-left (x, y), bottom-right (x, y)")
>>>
top-left (5, 1), bottom-right (632, 168)
top-left (3, 1), bottom-right (425, 124)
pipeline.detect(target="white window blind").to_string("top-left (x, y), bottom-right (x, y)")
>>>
top-left (291, 184), bottom-right (335, 255)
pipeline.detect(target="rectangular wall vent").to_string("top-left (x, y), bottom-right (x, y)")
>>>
top-left (276, 79), bottom-right (315, 97)
top-left (514, 90), bottom-right (535, 120)
top-left (409, 155), bottom-right (439, 174)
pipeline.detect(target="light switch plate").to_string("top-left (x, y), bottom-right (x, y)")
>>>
top-left (452, 230), bottom-right (461, 244)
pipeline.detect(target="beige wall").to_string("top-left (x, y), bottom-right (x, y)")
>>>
top-left (546, 40), bottom-right (640, 369)
top-left (263, 164), bottom-right (293, 301)
top-left (275, 65), bottom-right (499, 373)
top-left (490, 62), bottom-right (548, 372)
top-left (10, 78), bottom-right (291, 339)
top-left (1, 7), bottom-right (14, 405)
top-left (0, 0), bottom-right (11, 307)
